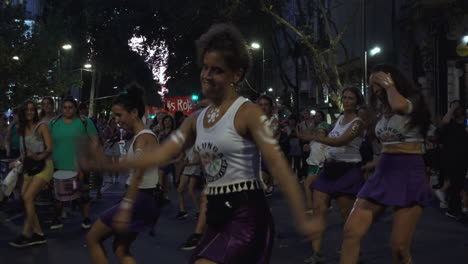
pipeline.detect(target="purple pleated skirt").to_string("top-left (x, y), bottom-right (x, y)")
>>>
top-left (358, 153), bottom-right (434, 207)
top-left (310, 165), bottom-right (364, 197)
top-left (189, 199), bottom-right (274, 264)
top-left (100, 190), bottom-right (160, 233)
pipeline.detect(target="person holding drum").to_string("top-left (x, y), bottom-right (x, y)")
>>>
top-left (49, 97), bottom-right (99, 230)
top-left (85, 86), bottom-right (161, 264)
top-left (9, 100), bottom-right (54, 248)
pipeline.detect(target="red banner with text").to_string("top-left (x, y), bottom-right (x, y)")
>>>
top-left (164, 96), bottom-right (196, 115)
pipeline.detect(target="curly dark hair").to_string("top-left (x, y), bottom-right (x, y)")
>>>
top-left (369, 64), bottom-right (431, 136)
top-left (18, 100), bottom-right (40, 136)
top-left (196, 23), bottom-right (252, 82)
top-left (113, 86), bottom-right (146, 119)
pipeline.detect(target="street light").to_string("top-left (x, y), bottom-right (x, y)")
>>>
top-left (250, 42), bottom-right (265, 92)
top-left (363, 46), bottom-right (382, 96)
top-left (12, 56), bottom-right (19, 60)
top-left (62, 44), bottom-right (72, 50)
top-left (268, 88), bottom-right (273, 92)
top-left (84, 63), bottom-right (92, 69)
top-left (251, 42), bottom-right (260, 49)
top-left (463, 35), bottom-right (468, 44)
top-left (369, 46), bottom-right (381, 56)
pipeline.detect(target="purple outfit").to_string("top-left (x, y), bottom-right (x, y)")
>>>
top-left (189, 199), bottom-right (274, 264)
top-left (311, 166), bottom-right (364, 196)
top-left (358, 153), bottom-right (433, 207)
top-left (100, 190), bottom-right (160, 233)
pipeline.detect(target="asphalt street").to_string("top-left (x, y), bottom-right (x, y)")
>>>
top-left (1, 175), bottom-right (467, 264)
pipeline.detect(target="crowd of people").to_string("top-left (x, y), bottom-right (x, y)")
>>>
top-left (0, 23), bottom-right (467, 264)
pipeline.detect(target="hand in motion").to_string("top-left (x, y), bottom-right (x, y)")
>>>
top-left (371, 72), bottom-right (395, 90)
top-left (77, 141), bottom-right (110, 171)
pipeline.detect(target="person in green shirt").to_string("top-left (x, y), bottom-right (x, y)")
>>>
top-left (49, 97), bottom-right (99, 230)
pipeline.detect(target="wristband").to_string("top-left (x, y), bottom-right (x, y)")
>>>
top-left (120, 198), bottom-right (134, 209)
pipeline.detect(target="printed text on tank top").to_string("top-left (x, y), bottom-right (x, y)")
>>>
top-left (195, 97), bottom-right (263, 195)
top-left (374, 99), bottom-right (422, 144)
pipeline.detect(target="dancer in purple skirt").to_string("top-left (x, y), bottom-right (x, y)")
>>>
top-left (86, 87), bottom-right (160, 264)
top-left (340, 64), bottom-right (433, 264)
top-left (81, 23), bottom-right (313, 264)
top-left (299, 87), bottom-right (365, 263)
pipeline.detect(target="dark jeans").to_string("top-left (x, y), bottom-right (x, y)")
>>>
top-left (442, 166), bottom-right (468, 215)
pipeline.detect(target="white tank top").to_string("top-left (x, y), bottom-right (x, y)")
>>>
top-left (195, 97), bottom-right (262, 195)
top-left (327, 115), bottom-right (363, 163)
top-left (126, 129), bottom-right (159, 189)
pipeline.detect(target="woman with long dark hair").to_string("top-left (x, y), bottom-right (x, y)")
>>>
top-left (9, 100), bottom-right (53, 247)
top-left (81, 23), bottom-right (313, 264)
top-left (340, 64), bottom-right (433, 264)
top-left (86, 87), bottom-right (160, 264)
top-left (299, 87), bottom-right (365, 263)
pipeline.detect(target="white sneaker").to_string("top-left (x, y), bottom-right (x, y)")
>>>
top-left (434, 189), bottom-right (446, 203)
top-left (440, 201), bottom-right (448, 209)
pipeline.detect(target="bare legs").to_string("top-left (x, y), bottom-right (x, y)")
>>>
top-left (21, 177), bottom-right (47, 236)
top-left (304, 174), bottom-right (318, 211)
top-left (178, 175), bottom-right (200, 213)
top-left (86, 219), bottom-right (138, 264)
top-left (340, 198), bottom-right (422, 264)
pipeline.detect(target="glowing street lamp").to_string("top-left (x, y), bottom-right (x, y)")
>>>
top-left (463, 35), bottom-right (468, 44)
top-left (84, 63), bottom-right (92, 69)
top-left (62, 44), bottom-right (72, 50)
top-left (12, 56), bottom-right (19, 60)
top-left (268, 88), bottom-right (273, 92)
top-left (250, 42), bottom-right (265, 91)
top-left (251, 42), bottom-right (260, 49)
top-left (369, 46), bottom-right (381, 56)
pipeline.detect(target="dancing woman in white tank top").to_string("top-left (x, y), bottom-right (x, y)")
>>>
top-left (81, 24), bottom-right (315, 264)
top-left (299, 87), bottom-right (366, 263)
top-left (85, 87), bottom-right (160, 264)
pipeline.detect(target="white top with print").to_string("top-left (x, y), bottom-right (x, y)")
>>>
top-left (194, 97), bottom-right (262, 195)
top-left (126, 129), bottom-right (159, 189)
top-left (327, 115), bottom-right (363, 163)
top-left (374, 99), bottom-right (423, 145)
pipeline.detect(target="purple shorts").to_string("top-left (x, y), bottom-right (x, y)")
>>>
top-left (311, 165), bottom-right (364, 197)
top-left (100, 190), bottom-right (160, 233)
top-left (358, 153), bottom-right (434, 207)
top-left (189, 198), bottom-right (274, 264)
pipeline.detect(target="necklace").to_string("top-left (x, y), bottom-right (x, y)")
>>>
top-left (207, 107), bottom-right (221, 123)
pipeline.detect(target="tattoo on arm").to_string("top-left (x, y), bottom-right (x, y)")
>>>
top-left (350, 121), bottom-right (362, 136)
top-left (257, 115), bottom-right (279, 145)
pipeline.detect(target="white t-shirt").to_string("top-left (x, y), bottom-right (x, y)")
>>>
top-left (306, 141), bottom-right (328, 166)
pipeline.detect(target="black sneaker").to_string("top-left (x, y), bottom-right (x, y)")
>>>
top-left (9, 234), bottom-right (32, 248)
top-left (82, 218), bottom-right (92, 229)
top-left (180, 233), bottom-right (202, 250)
top-left (176, 211), bottom-right (188, 220)
top-left (304, 252), bottom-right (325, 263)
top-left (29, 233), bottom-right (47, 245)
top-left (445, 211), bottom-right (462, 221)
top-left (50, 219), bottom-right (63, 230)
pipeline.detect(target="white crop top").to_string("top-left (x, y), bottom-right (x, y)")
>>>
top-left (327, 115), bottom-right (363, 163)
top-left (194, 97), bottom-right (263, 195)
top-left (374, 100), bottom-right (424, 145)
top-left (126, 129), bottom-right (159, 189)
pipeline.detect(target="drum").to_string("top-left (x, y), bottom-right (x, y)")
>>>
top-left (53, 170), bottom-right (80, 202)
